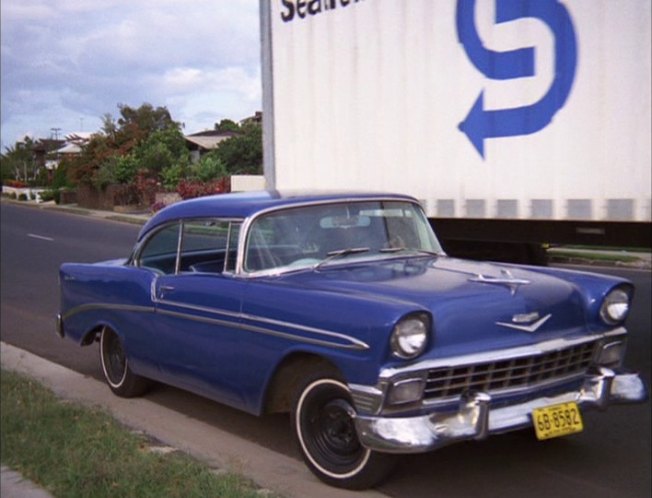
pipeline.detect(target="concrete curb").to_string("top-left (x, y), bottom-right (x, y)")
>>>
top-left (0, 342), bottom-right (388, 498)
top-left (1, 467), bottom-right (55, 498)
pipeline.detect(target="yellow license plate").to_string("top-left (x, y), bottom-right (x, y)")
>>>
top-left (532, 402), bottom-right (583, 440)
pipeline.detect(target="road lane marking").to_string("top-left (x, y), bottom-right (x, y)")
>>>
top-left (27, 233), bottom-right (54, 242)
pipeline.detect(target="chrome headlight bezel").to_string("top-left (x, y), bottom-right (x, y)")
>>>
top-left (390, 313), bottom-right (431, 360)
top-left (599, 287), bottom-right (631, 325)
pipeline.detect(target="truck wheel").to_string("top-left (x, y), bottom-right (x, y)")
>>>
top-left (99, 327), bottom-right (150, 397)
top-left (291, 373), bottom-right (396, 489)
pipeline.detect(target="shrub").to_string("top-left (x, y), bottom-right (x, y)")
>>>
top-left (18, 193), bottom-right (28, 201)
top-left (176, 177), bottom-right (230, 200)
top-left (5, 180), bottom-right (27, 188)
top-left (39, 190), bottom-right (55, 202)
top-left (52, 158), bottom-right (74, 189)
top-left (160, 163), bottom-right (185, 191)
top-left (150, 201), bottom-right (167, 213)
top-left (113, 184), bottom-right (141, 206)
top-left (190, 154), bottom-right (227, 182)
top-left (135, 170), bottom-right (159, 206)
top-left (115, 155), bottom-right (139, 184)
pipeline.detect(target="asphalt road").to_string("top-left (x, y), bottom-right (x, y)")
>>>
top-left (1, 202), bottom-right (650, 498)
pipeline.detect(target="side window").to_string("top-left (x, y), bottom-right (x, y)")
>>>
top-left (180, 220), bottom-right (240, 274)
top-left (225, 223), bottom-right (241, 273)
top-left (138, 224), bottom-right (181, 274)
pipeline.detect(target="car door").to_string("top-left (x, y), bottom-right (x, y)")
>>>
top-left (138, 219), bottom-right (248, 409)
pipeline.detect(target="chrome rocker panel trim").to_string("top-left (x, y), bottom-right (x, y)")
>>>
top-left (353, 367), bottom-right (647, 454)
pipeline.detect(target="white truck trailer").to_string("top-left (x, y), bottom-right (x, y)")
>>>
top-left (260, 0), bottom-right (651, 262)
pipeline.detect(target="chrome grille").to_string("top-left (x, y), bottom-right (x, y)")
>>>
top-left (424, 341), bottom-right (597, 400)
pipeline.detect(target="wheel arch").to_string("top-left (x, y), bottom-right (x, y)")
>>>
top-left (80, 322), bottom-right (113, 346)
top-left (263, 352), bottom-right (342, 414)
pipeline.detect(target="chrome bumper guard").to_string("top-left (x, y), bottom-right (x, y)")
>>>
top-left (353, 368), bottom-right (647, 454)
top-left (55, 313), bottom-right (65, 339)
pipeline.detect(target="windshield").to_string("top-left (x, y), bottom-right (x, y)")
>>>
top-left (244, 200), bottom-right (443, 274)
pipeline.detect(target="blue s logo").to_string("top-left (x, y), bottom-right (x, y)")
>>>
top-left (456, 0), bottom-right (577, 158)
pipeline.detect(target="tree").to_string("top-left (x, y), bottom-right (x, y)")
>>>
top-left (190, 151), bottom-right (228, 182)
top-left (117, 103), bottom-right (176, 136)
top-left (0, 137), bottom-right (38, 184)
top-left (101, 113), bottom-right (117, 140)
top-left (214, 118), bottom-right (240, 133)
top-left (69, 103), bottom-right (187, 190)
top-left (213, 123), bottom-right (263, 175)
top-left (134, 127), bottom-right (189, 174)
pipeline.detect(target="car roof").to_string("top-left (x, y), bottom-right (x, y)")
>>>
top-left (138, 190), bottom-right (418, 241)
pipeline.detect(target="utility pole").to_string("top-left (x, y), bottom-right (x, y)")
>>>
top-left (50, 127), bottom-right (61, 140)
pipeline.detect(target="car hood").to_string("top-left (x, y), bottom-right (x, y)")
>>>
top-left (281, 256), bottom-right (592, 355)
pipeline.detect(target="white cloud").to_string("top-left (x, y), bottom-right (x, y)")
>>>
top-left (1, 0), bottom-right (261, 149)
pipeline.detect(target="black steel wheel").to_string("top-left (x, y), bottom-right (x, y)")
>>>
top-left (99, 327), bottom-right (150, 397)
top-left (292, 373), bottom-right (396, 489)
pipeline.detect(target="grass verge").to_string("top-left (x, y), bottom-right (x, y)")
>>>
top-left (547, 250), bottom-right (641, 265)
top-left (1, 369), bottom-right (272, 498)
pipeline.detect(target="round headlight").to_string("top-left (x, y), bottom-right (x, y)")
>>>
top-left (600, 288), bottom-right (631, 325)
top-left (390, 314), bottom-right (430, 359)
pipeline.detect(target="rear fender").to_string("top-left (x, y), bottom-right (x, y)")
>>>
top-left (59, 262), bottom-right (156, 345)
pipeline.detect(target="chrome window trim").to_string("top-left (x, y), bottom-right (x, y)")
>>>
top-left (174, 221), bottom-right (184, 274)
top-left (134, 217), bottom-right (245, 275)
top-left (236, 197), bottom-right (444, 278)
top-left (133, 220), bottom-right (182, 272)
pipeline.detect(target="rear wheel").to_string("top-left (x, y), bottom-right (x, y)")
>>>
top-left (292, 372), bottom-right (396, 489)
top-left (99, 327), bottom-right (150, 397)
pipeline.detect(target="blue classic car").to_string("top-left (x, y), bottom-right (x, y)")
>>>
top-left (57, 191), bottom-right (647, 489)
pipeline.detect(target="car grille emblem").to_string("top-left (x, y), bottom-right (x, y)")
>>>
top-left (496, 312), bottom-right (552, 332)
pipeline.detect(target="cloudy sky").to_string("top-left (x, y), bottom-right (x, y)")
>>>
top-left (0, 0), bottom-right (261, 150)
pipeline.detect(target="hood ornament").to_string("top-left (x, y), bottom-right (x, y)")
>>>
top-left (469, 269), bottom-right (531, 296)
top-left (496, 312), bottom-right (552, 333)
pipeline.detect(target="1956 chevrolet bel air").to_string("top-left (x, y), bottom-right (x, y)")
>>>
top-left (57, 191), bottom-right (647, 489)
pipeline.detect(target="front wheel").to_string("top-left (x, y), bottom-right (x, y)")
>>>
top-left (99, 327), bottom-right (150, 397)
top-left (291, 373), bottom-right (396, 489)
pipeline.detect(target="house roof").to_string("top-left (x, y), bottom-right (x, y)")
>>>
top-left (56, 143), bottom-right (82, 154)
top-left (184, 134), bottom-right (233, 150)
top-left (65, 132), bottom-right (93, 144)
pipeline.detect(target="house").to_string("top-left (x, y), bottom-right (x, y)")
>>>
top-left (32, 138), bottom-right (65, 171)
top-left (184, 130), bottom-right (237, 163)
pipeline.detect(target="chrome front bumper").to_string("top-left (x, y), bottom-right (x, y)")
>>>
top-left (354, 368), bottom-right (647, 454)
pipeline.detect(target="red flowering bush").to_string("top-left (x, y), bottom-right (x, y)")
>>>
top-left (150, 201), bottom-right (167, 213)
top-left (5, 180), bottom-right (27, 188)
top-left (176, 177), bottom-right (230, 200)
top-left (134, 170), bottom-right (159, 205)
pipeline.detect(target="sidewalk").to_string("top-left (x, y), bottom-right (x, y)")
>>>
top-left (1, 467), bottom-right (54, 498)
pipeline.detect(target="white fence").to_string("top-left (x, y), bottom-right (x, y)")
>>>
top-left (2, 186), bottom-right (47, 202)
